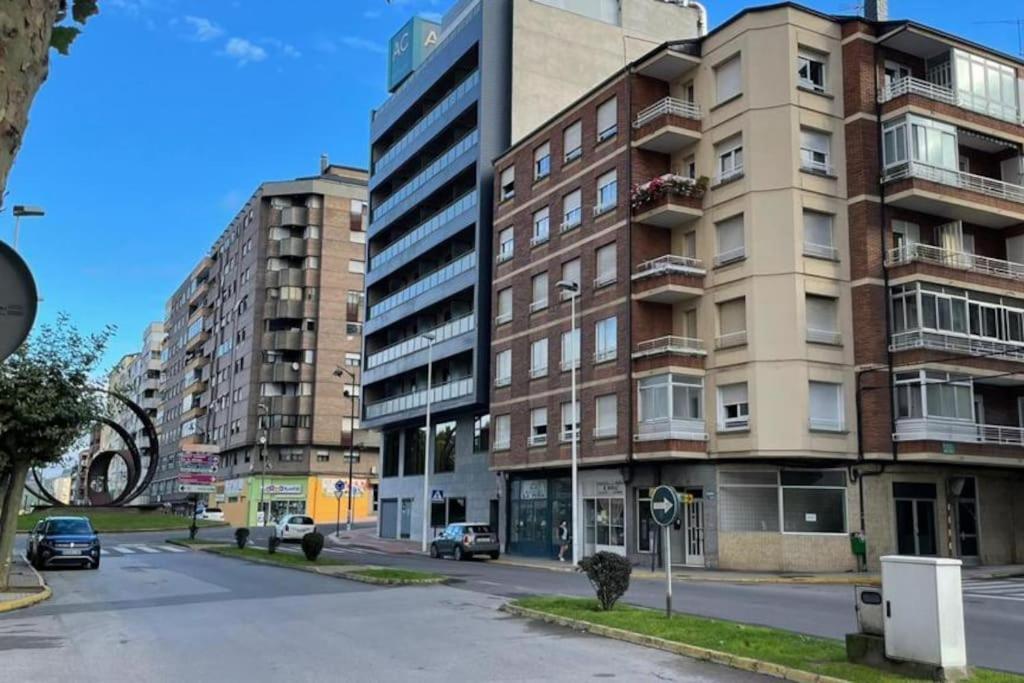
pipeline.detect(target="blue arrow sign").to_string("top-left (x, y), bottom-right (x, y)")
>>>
top-left (650, 485), bottom-right (680, 527)
top-left (334, 480), bottom-right (346, 493)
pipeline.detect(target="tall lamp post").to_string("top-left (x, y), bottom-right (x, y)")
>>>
top-left (333, 365), bottom-right (359, 531)
top-left (556, 279), bottom-right (581, 565)
top-left (11, 204), bottom-right (45, 251)
top-left (257, 402), bottom-right (269, 527)
top-left (420, 332), bottom-right (436, 553)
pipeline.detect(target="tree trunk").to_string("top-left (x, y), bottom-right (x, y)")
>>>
top-left (0, 0), bottom-right (59, 201)
top-left (0, 460), bottom-right (30, 589)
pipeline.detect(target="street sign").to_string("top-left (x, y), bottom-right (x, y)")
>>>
top-left (650, 485), bottom-right (680, 527)
top-left (178, 473), bottom-right (216, 485)
top-left (178, 484), bottom-right (216, 494)
top-left (0, 241), bottom-right (38, 363)
top-left (334, 480), bottom-right (346, 497)
top-left (431, 489), bottom-right (444, 502)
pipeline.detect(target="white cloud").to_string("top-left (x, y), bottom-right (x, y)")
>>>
top-left (183, 15), bottom-right (223, 42)
top-left (262, 37), bottom-right (301, 59)
top-left (339, 36), bottom-right (386, 55)
top-left (221, 37), bottom-right (268, 65)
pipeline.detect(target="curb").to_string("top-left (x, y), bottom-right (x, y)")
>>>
top-left (501, 603), bottom-right (847, 683)
top-left (164, 539), bottom-right (231, 550)
top-left (0, 586), bottom-right (52, 614)
top-left (199, 548), bottom-right (446, 586)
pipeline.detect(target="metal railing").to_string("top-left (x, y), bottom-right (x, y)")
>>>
top-left (809, 417), bottom-right (845, 432)
top-left (634, 418), bottom-right (707, 442)
top-left (369, 252), bottom-right (476, 318)
top-left (633, 255), bottom-right (705, 279)
top-left (529, 299), bottom-right (548, 313)
top-left (890, 329), bottom-right (1024, 362)
top-left (800, 159), bottom-right (835, 176)
top-left (807, 328), bottom-right (842, 345)
top-left (632, 336), bottom-right (705, 358)
top-left (803, 241), bottom-right (838, 260)
top-left (365, 315), bottom-right (474, 369)
top-left (633, 97), bottom-right (702, 129)
top-left (894, 416), bottom-right (1024, 446)
top-left (495, 375), bottom-right (511, 387)
top-left (371, 191), bottom-right (477, 270)
top-left (716, 331), bottom-right (747, 349)
top-left (713, 166), bottom-right (744, 185)
top-left (527, 434), bottom-right (548, 447)
top-left (560, 208), bottom-right (582, 232)
top-left (878, 76), bottom-right (1021, 124)
top-left (593, 349), bottom-right (617, 363)
top-left (882, 161), bottom-right (1024, 205)
top-left (713, 246), bottom-right (746, 267)
top-left (886, 243), bottom-right (1024, 282)
top-left (529, 366), bottom-right (547, 379)
top-left (364, 377), bottom-right (474, 419)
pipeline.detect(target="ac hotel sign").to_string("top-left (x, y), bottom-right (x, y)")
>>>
top-left (387, 16), bottom-right (441, 92)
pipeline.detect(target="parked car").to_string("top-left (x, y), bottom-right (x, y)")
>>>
top-left (272, 514), bottom-right (316, 541)
top-left (429, 523), bottom-right (499, 561)
top-left (199, 508), bottom-right (224, 522)
top-left (26, 516), bottom-right (101, 570)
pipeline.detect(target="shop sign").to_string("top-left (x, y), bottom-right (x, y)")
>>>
top-left (262, 483), bottom-right (303, 497)
top-left (224, 479), bottom-right (245, 496)
top-left (595, 482), bottom-right (624, 497)
top-left (520, 480), bottom-right (548, 500)
top-left (321, 478), bottom-right (367, 497)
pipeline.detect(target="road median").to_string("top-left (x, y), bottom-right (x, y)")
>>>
top-left (201, 546), bottom-right (445, 585)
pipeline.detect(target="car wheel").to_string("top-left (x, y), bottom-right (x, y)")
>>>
top-left (429, 543), bottom-right (439, 559)
top-left (453, 545), bottom-right (465, 561)
top-left (489, 551), bottom-right (500, 560)
top-left (89, 558), bottom-right (100, 570)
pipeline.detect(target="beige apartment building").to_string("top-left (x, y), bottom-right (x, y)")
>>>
top-left (490, 3), bottom-right (1024, 571)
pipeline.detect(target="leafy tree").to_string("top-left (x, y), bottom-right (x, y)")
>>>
top-left (0, 313), bottom-right (113, 588)
top-left (0, 0), bottom-right (99, 200)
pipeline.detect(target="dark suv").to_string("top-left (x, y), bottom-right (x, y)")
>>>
top-left (26, 516), bottom-right (101, 570)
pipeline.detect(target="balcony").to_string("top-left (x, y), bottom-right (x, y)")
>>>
top-left (265, 299), bottom-right (305, 320)
top-left (267, 395), bottom-right (314, 415)
top-left (280, 206), bottom-right (309, 226)
top-left (369, 252), bottom-right (476, 318)
top-left (185, 328), bottom-right (210, 352)
top-left (265, 268), bottom-right (307, 289)
top-left (183, 377), bottom-right (208, 395)
top-left (887, 243), bottom-right (1024, 284)
top-left (263, 330), bottom-right (316, 351)
top-left (267, 237), bottom-right (307, 259)
top-left (634, 418), bottom-right (707, 442)
top-left (187, 278), bottom-right (210, 305)
top-left (632, 98), bottom-right (701, 154)
top-left (365, 315), bottom-right (475, 370)
top-left (259, 363), bottom-right (316, 383)
top-left (632, 255), bottom-right (705, 303)
top-left (894, 417), bottom-right (1024, 446)
top-left (891, 329), bottom-right (1024, 362)
top-left (364, 377), bottom-right (474, 420)
top-left (631, 175), bottom-right (706, 228)
top-left (882, 162), bottom-right (1024, 228)
top-left (370, 191), bottom-right (477, 271)
top-left (632, 336), bottom-right (705, 359)
top-left (879, 76), bottom-right (1021, 128)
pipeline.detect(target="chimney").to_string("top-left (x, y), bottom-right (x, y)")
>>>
top-left (864, 0), bottom-right (888, 21)
top-left (320, 153), bottom-right (329, 174)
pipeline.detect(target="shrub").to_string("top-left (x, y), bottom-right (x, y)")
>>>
top-left (301, 531), bottom-right (324, 561)
top-left (268, 535), bottom-right (281, 555)
top-left (234, 528), bottom-right (250, 550)
top-left (578, 551), bottom-right (632, 611)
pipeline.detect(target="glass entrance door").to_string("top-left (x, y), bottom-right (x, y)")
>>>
top-left (894, 482), bottom-right (937, 555)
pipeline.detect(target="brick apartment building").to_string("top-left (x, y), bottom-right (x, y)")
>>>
top-left (490, 2), bottom-right (1024, 571)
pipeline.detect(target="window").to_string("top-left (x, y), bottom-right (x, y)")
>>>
top-left (348, 260), bottom-right (365, 274)
top-left (882, 115), bottom-right (957, 170)
top-left (891, 219), bottom-right (920, 249)
top-left (493, 415), bottom-right (511, 449)
top-left (500, 166), bottom-right (515, 201)
top-left (715, 138), bottom-right (743, 183)
top-left (714, 215), bottom-right (745, 266)
top-left (809, 381), bottom-right (844, 431)
top-left (529, 408), bottom-right (548, 446)
top-left (561, 189), bottom-right (582, 231)
top-left (496, 288), bottom-right (513, 325)
top-left (781, 469), bottom-right (847, 533)
top-left (531, 273), bottom-right (548, 312)
top-left (495, 349), bottom-right (512, 387)
top-left (718, 382), bottom-right (749, 430)
top-left (563, 121), bottom-right (582, 163)
top-left (683, 155), bottom-right (696, 180)
top-left (719, 471), bottom-right (779, 532)
top-left (803, 210), bottom-right (835, 259)
top-left (594, 316), bottom-right (617, 362)
top-left (403, 426), bottom-right (425, 475)
top-left (531, 207), bottom-right (550, 246)
top-left (637, 374), bottom-right (703, 434)
top-left (806, 295), bottom-right (840, 344)
top-left (714, 54), bottom-right (742, 103)
top-left (587, 244), bottom-right (616, 289)
top-left (894, 370), bottom-right (973, 422)
top-left (561, 328), bottom-right (580, 371)
top-left (560, 258), bottom-right (580, 298)
top-left (345, 352), bottom-right (360, 366)
top-left (800, 129), bottom-right (831, 174)
top-left (530, 338), bottom-right (548, 378)
top-left (595, 170), bottom-right (617, 215)
top-left (346, 291), bottom-right (364, 322)
top-left (954, 49), bottom-right (1020, 123)
top-left (595, 394), bottom-right (617, 438)
top-left (534, 142), bottom-right (551, 180)
top-left (497, 227), bottom-right (514, 263)
top-left (596, 96), bottom-right (618, 142)
top-left (797, 49), bottom-right (827, 92)
top-left (473, 414), bottom-right (490, 452)
top-left (434, 421), bottom-right (456, 473)
top-left (560, 401), bottom-right (580, 441)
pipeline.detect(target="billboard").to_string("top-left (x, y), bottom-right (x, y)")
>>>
top-left (387, 17), bottom-right (441, 92)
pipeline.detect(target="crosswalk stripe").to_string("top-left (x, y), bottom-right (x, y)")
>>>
top-left (100, 549), bottom-right (109, 556)
top-left (113, 546), bottom-right (136, 554)
top-left (132, 545), bottom-right (160, 554)
top-left (157, 545), bottom-right (186, 553)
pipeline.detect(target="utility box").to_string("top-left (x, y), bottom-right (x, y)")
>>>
top-left (854, 586), bottom-right (884, 636)
top-left (881, 556), bottom-right (967, 673)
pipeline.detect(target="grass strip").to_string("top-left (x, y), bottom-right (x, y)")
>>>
top-left (512, 597), bottom-right (1022, 683)
top-left (205, 545), bottom-right (348, 568)
top-left (18, 510), bottom-right (224, 533)
top-left (347, 568), bottom-right (444, 583)
top-left (165, 537), bottom-right (228, 546)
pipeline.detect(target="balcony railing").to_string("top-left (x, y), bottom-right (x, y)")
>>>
top-left (365, 315), bottom-right (475, 369)
top-left (716, 331), bottom-right (747, 349)
top-left (891, 329), bottom-right (1024, 362)
top-left (803, 241), bottom-right (838, 260)
top-left (887, 243), bottom-right (1024, 282)
top-left (528, 434), bottom-right (548, 447)
top-left (883, 161), bottom-right (1024, 205)
top-left (371, 191), bottom-right (477, 270)
top-left (878, 76), bottom-right (1021, 124)
top-left (807, 328), bottom-right (842, 345)
top-left (894, 416), bottom-right (1024, 446)
top-left (713, 246), bottom-right (746, 267)
top-left (632, 336), bottom-right (705, 358)
top-left (369, 252), bottom-right (476, 318)
top-left (633, 97), bottom-right (702, 129)
top-left (633, 255), bottom-right (705, 279)
top-left (364, 377), bottom-right (474, 419)
top-left (635, 418), bottom-right (707, 442)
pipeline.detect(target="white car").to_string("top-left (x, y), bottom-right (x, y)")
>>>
top-left (199, 508), bottom-right (225, 522)
top-left (272, 514), bottom-right (316, 541)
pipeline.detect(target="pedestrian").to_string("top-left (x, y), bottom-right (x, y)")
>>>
top-left (557, 520), bottom-right (570, 562)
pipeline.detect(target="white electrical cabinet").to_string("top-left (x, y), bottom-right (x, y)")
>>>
top-left (881, 556), bottom-right (967, 669)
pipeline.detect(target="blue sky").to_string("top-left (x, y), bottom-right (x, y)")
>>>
top-left (5, 0), bottom-right (1021, 373)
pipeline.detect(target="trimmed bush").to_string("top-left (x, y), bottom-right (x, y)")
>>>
top-left (234, 528), bottom-right (250, 550)
top-left (268, 535), bottom-right (281, 555)
top-left (578, 551), bottom-right (632, 611)
top-left (301, 531), bottom-right (324, 561)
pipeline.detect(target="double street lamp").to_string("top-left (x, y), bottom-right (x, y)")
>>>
top-left (12, 204), bottom-right (45, 251)
top-left (555, 279), bottom-right (581, 565)
top-left (333, 365), bottom-right (359, 532)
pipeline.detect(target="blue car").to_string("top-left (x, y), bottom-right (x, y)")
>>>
top-left (26, 516), bottom-right (101, 570)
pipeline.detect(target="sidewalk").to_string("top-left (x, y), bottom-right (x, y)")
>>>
top-left (328, 527), bottom-right (424, 555)
top-left (0, 555), bottom-right (51, 613)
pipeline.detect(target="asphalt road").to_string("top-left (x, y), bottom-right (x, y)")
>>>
top-left (3, 534), bottom-right (764, 682)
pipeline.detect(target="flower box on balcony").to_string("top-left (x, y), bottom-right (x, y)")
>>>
top-left (630, 174), bottom-right (709, 212)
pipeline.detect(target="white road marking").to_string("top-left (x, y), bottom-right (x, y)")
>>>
top-left (100, 549), bottom-right (110, 556)
top-left (113, 546), bottom-right (136, 554)
top-left (157, 545), bottom-right (186, 553)
top-left (132, 545), bottom-right (161, 554)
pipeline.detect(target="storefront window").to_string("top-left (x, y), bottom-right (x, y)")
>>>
top-left (636, 496), bottom-right (655, 552)
top-left (403, 426), bottom-right (425, 475)
top-left (719, 469), bottom-right (847, 534)
top-left (584, 497), bottom-right (624, 548)
top-left (434, 421), bottom-right (456, 473)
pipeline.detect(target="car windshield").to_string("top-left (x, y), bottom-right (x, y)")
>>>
top-left (292, 516), bottom-right (314, 525)
top-left (47, 519), bottom-right (93, 535)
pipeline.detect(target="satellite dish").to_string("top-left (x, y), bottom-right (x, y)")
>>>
top-left (0, 242), bottom-right (38, 362)
top-left (291, 362), bottom-right (300, 371)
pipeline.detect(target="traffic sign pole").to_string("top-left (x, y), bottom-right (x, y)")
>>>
top-left (649, 485), bottom-right (680, 621)
top-left (664, 525), bottom-right (672, 618)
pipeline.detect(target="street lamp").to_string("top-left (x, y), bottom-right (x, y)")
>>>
top-left (556, 279), bottom-right (581, 565)
top-left (12, 204), bottom-right (45, 251)
top-left (333, 365), bottom-right (358, 531)
top-left (420, 332), bottom-right (436, 553)
top-left (257, 402), bottom-right (269, 527)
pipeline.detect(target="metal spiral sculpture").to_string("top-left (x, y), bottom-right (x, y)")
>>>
top-left (25, 389), bottom-right (160, 507)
